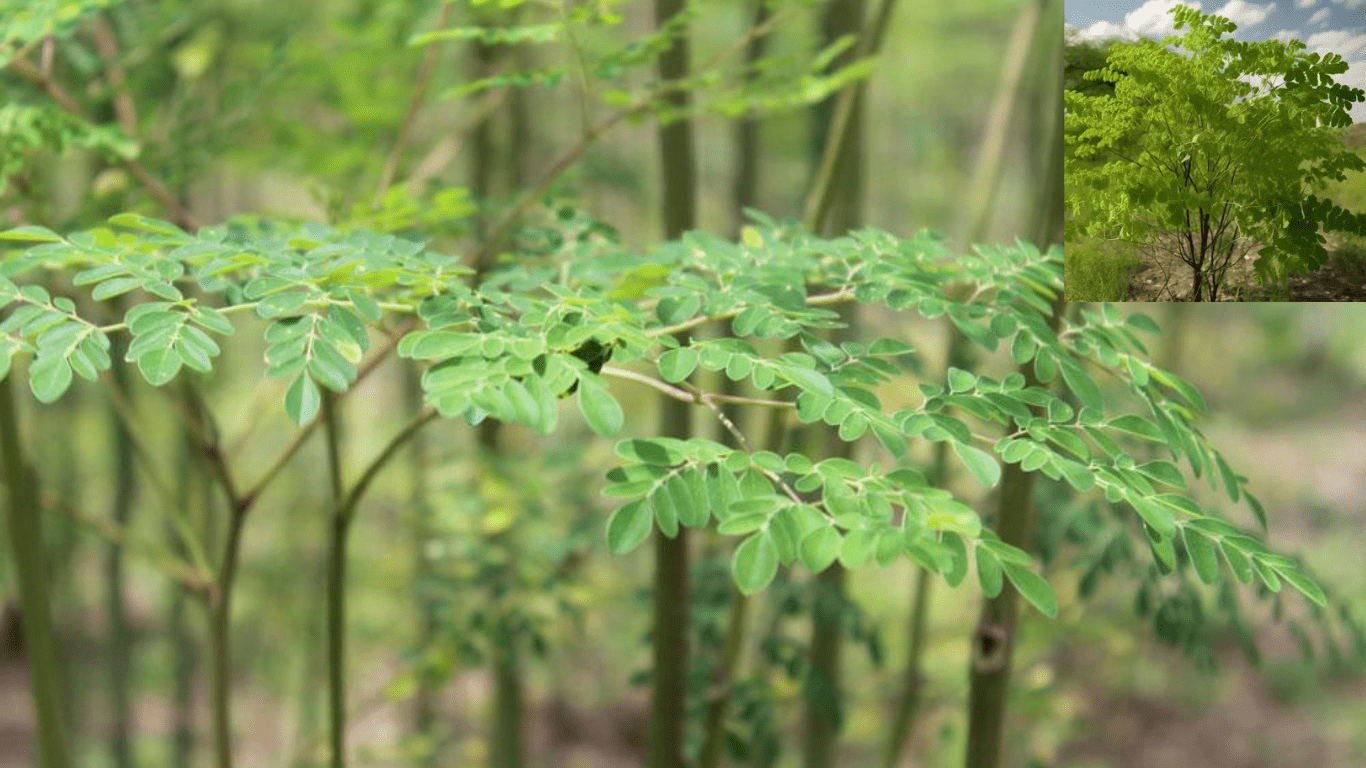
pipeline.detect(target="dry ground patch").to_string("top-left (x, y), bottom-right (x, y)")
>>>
top-left (1127, 229), bottom-right (1366, 301)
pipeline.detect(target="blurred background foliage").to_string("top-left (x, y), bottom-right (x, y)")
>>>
top-left (3, 1), bottom-right (1364, 767)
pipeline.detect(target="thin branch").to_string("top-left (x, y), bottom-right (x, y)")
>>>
top-left (90, 16), bottom-right (138, 136)
top-left (601, 365), bottom-right (695, 400)
top-left (45, 492), bottom-right (210, 593)
top-left (470, 98), bottom-right (654, 268)
top-left (336, 409), bottom-right (441, 529)
top-left (692, 388), bottom-right (754, 453)
top-left (6, 55), bottom-right (200, 229)
top-left (600, 365), bottom-right (793, 410)
top-left (469, 2), bottom-right (797, 268)
top-left (647, 288), bottom-right (855, 338)
top-left (599, 366), bottom-right (801, 501)
top-left (98, 373), bottom-right (215, 580)
top-left (240, 326), bottom-right (408, 506)
top-left (373, 1), bottom-right (456, 206)
top-left (802, 0), bottom-right (899, 233)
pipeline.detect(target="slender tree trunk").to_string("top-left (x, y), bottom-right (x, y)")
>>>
top-left (490, 617), bottom-right (525, 768)
top-left (44, 323), bottom-right (85, 742)
top-left (649, 0), bottom-right (697, 761)
top-left (321, 394), bottom-right (348, 768)
top-left (104, 329), bottom-right (137, 768)
top-left (800, 1), bottom-right (866, 764)
top-left (465, 19), bottom-right (532, 762)
top-left (882, 567), bottom-right (931, 768)
top-left (696, 11), bottom-right (773, 758)
top-left (405, 362), bottom-right (439, 767)
top-left (731, 0), bottom-right (769, 237)
top-left (211, 507), bottom-right (247, 768)
top-left (963, 3), bottom-right (1063, 765)
top-left (170, 382), bottom-right (214, 768)
top-left (0, 377), bottom-right (73, 768)
top-left (800, 564), bottom-right (846, 768)
top-left (167, 578), bottom-right (197, 768)
top-left (1026, 0), bottom-right (1064, 252)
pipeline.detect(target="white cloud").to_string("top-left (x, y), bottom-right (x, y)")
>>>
top-left (1070, 1), bottom-right (1274, 42)
top-left (1125, 0), bottom-right (1193, 37)
top-left (1211, 1), bottom-right (1275, 27)
top-left (1305, 29), bottom-right (1366, 59)
top-left (1066, 0), bottom-right (1366, 121)
top-left (1073, 19), bottom-right (1142, 41)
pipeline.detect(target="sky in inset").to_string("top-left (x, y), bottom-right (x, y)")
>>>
top-left (1065, 0), bottom-right (1366, 123)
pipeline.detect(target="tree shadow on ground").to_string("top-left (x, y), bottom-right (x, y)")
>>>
top-left (1127, 231), bottom-right (1366, 302)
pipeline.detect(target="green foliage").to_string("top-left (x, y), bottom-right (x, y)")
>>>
top-left (1062, 234), bottom-right (1143, 302)
top-left (0, 199), bottom-right (1334, 617)
top-left (422, 0), bottom-right (877, 125)
top-left (0, 103), bottom-right (137, 187)
top-left (0, 0), bottom-right (124, 55)
top-left (1065, 5), bottom-right (1366, 299)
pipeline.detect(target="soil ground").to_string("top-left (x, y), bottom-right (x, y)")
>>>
top-left (1127, 229), bottom-right (1366, 301)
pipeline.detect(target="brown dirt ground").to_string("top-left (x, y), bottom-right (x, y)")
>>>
top-left (1127, 229), bottom-right (1366, 301)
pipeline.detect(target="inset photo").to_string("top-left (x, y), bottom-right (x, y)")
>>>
top-left (1065, 1), bottom-right (1366, 301)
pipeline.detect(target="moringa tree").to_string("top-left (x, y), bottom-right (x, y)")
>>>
top-left (1065, 4), bottom-right (1366, 301)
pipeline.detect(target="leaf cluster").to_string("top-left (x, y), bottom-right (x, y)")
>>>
top-left (0, 211), bottom-right (1333, 615)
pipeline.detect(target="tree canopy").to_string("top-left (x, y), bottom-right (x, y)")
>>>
top-left (1064, 4), bottom-right (1366, 300)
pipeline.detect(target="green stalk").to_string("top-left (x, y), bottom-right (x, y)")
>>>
top-left (172, 382), bottom-right (215, 768)
top-left (883, 331), bottom-right (973, 767)
top-left (697, 587), bottom-right (749, 768)
top-left (0, 375), bottom-right (73, 768)
top-left (104, 323), bottom-right (136, 768)
top-left (323, 403), bottom-right (439, 768)
top-left (649, 0), bottom-right (698, 761)
top-left (479, 429), bottom-right (526, 768)
top-left (166, 511), bottom-right (198, 768)
top-left (696, 1), bottom-right (772, 760)
top-left (323, 393), bottom-right (346, 768)
top-left (953, 0), bottom-right (1046, 250)
top-left (962, 2), bottom-right (1061, 764)
top-left (801, 0), bottom-right (899, 234)
top-left (800, 0), bottom-right (870, 759)
top-left (882, 566), bottom-right (932, 768)
top-left (404, 363), bottom-right (438, 767)
top-left (210, 502), bottom-right (247, 768)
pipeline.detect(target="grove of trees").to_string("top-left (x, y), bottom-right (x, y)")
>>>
top-left (2, 3), bottom-right (1362, 768)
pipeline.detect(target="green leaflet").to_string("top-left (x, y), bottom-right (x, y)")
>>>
top-left (953, 440), bottom-right (1001, 488)
top-left (576, 373), bottom-right (623, 436)
top-left (0, 225), bottom-right (63, 242)
top-left (976, 547), bottom-right (1003, 597)
top-left (28, 354), bottom-right (73, 403)
top-left (1059, 358), bottom-right (1103, 412)
top-left (285, 373), bottom-right (321, 424)
top-left (800, 526), bottom-right (841, 574)
top-left (657, 347), bottom-right (699, 382)
top-left (1182, 526), bottom-right (1220, 584)
top-left (733, 531), bottom-right (779, 595)
top-left (606, 500), bottom-right (652, 555)
top-left (1001, 562), bottom-right (1057, 618)
top-left (1275, 566), bottom-right (1327, 608)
